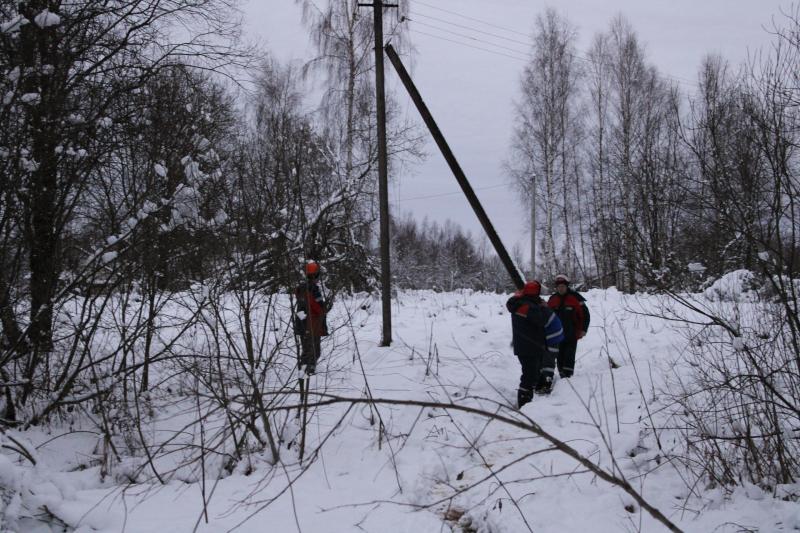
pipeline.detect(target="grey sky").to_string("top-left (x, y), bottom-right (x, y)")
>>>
top-left (243, 0), bottom-right (790, 262)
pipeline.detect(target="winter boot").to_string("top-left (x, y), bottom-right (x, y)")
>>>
top-left (517, 387), bottom-right (533, 408)
top-left (534, 376), bottom-right (553, 395)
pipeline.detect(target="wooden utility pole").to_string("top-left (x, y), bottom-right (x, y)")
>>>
top-left (530, 179), bottom-right (536, 279)
top-left (385, 44), bottom-right (525, 290)
top-left (359, 0), bottom-right (396, 346)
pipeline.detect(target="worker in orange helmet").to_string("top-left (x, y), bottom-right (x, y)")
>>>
top-left (506, 280), bottom-right (564, 407)
top-left (293, 260), bottom-right (331, 375)
top-left (547, 274), bottom-right (590, 378)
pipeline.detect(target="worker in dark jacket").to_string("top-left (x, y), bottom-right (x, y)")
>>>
top-left (507, 280), bottom-right (564, 407)
top-left (547, 274), bottom-right (590, 378)
top-left (294, 260), bottom-right (330, 375)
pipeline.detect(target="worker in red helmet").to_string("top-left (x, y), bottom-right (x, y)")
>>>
top-left (547, 274), bottom-right (590, 378)
top-left (506, 280), bottom-right (564, 407)
top-left (294, 260), bottom-right (331, 375)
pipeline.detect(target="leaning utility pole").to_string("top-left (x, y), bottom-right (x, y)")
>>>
top-left (530, 179), bottom-right (536, 279)
top-left (359, 0), bottom-right (397, 346)
top-left (385, 44), bottom-right (525, 290)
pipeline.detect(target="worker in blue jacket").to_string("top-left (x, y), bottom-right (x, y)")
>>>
top-left (506, 280), bottom-right (564, 407)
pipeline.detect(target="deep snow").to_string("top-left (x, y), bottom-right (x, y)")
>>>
top-left (2, 288), bottom-right (799, 532)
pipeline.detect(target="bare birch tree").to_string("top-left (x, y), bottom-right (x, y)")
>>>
top-left (296, 0), bottom-right (422, 254)
top-left (509, 8), bottom-right (581, 279)
top-left (585, 32), bottom-right (617, 286)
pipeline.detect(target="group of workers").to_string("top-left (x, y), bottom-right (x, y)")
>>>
top-left (293, 261), bottom-right (590, 408)
top-left (506, 275), bottom-right (589, 407)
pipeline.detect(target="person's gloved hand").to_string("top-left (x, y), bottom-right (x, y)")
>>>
top-left (505, 296), bottom-right (519, 313)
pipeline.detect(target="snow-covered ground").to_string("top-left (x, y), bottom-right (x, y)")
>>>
top-left (3, 289), bottom-right (799, 532)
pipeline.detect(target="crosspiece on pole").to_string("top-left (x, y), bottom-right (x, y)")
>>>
top-left (384, 43), bottom-right (525, 290)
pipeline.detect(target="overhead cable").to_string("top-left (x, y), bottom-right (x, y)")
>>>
top-left (400, 182), bottom-right (515, 202)
top-left (407, 16), bottom-right (531, 57)
top-left (407, 28), bottom-right (529, 62)
top-left (414, 0), bottom-right (532, 37)
top-left (408, 5), bottom-right (701, 89)
top-left (408, 10), bottom-right (533, 47)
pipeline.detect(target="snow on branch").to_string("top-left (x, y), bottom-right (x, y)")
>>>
top-left (33, 10), bottom-right (60, 29)
top-left (0, 15), bottom-right (29, 34)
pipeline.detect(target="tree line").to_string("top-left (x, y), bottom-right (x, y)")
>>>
top-left (392, 214), bottom-right (512, 292)
top-left (508, 8), bottom-right (800, 295)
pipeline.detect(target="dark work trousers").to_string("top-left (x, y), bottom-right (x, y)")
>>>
top-left (557, 339), bottom-right (577, 377)
top-left (517, 354), bottom-right (538, 391)
top-left (516, 354), bottom-right (536, 407)
top-left (517, 350), bottom-right (556, 390)
top-left (300, 333), bottom-right (322, 371)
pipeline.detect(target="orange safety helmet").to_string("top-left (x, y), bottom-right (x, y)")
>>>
top-left (521, 280), bottom-right (541, 297)
top-left (304, 261), bottom-right (320, 276)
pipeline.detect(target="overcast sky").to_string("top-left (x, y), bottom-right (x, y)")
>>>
top-left (242, 0), bottom-right (790, 263)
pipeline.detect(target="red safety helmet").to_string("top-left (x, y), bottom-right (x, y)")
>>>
top-left (304, 261), bottom-right (320, 276)
top-left (521, 280), bottom-right (541, 297)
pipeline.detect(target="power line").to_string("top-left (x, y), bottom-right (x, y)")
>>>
top-left (408, 5), bottom-right (701, 89)
top-left (407, 28), bottom-right (529, 63)
top-left (408, 10), bottom-right (533, 48)
top-left (399, 182), bottom-right (515, 202)
top-left (414, 0), bottom-right (531, 38)
top-left (407, 16), bottom-right (531, 58)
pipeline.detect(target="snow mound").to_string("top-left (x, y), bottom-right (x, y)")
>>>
top-left (20, 93), bottom-right (41, 104)
top-left (33, 9), bottom-right (60, 28)
top-left (687, 262), bottom-right (706, 274)
top-left (703, 270), bottom-right (760, 302)
top-left (1, 15), bottom-right (29, 34)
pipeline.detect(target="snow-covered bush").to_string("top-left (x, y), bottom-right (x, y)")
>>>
top-left (0, 436), bottom-right (74, 531)
top-left (703, 269), bottom-right (762, 302)
top-left (665, 298), bottom-right (800, 491)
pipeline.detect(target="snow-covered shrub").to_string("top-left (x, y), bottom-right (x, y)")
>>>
top-left (703, 269), bottom-right (762, 302)
top-left (176, 283), bottom-right (299, 472)
top-left (0, 453), bottom-right (22, 530)
top-left (760, 275), bottom-right (800, 304)
top-left (665, 298), bottom-right (800, 491)
top-left (0, 439), bottom-right (74, 530)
